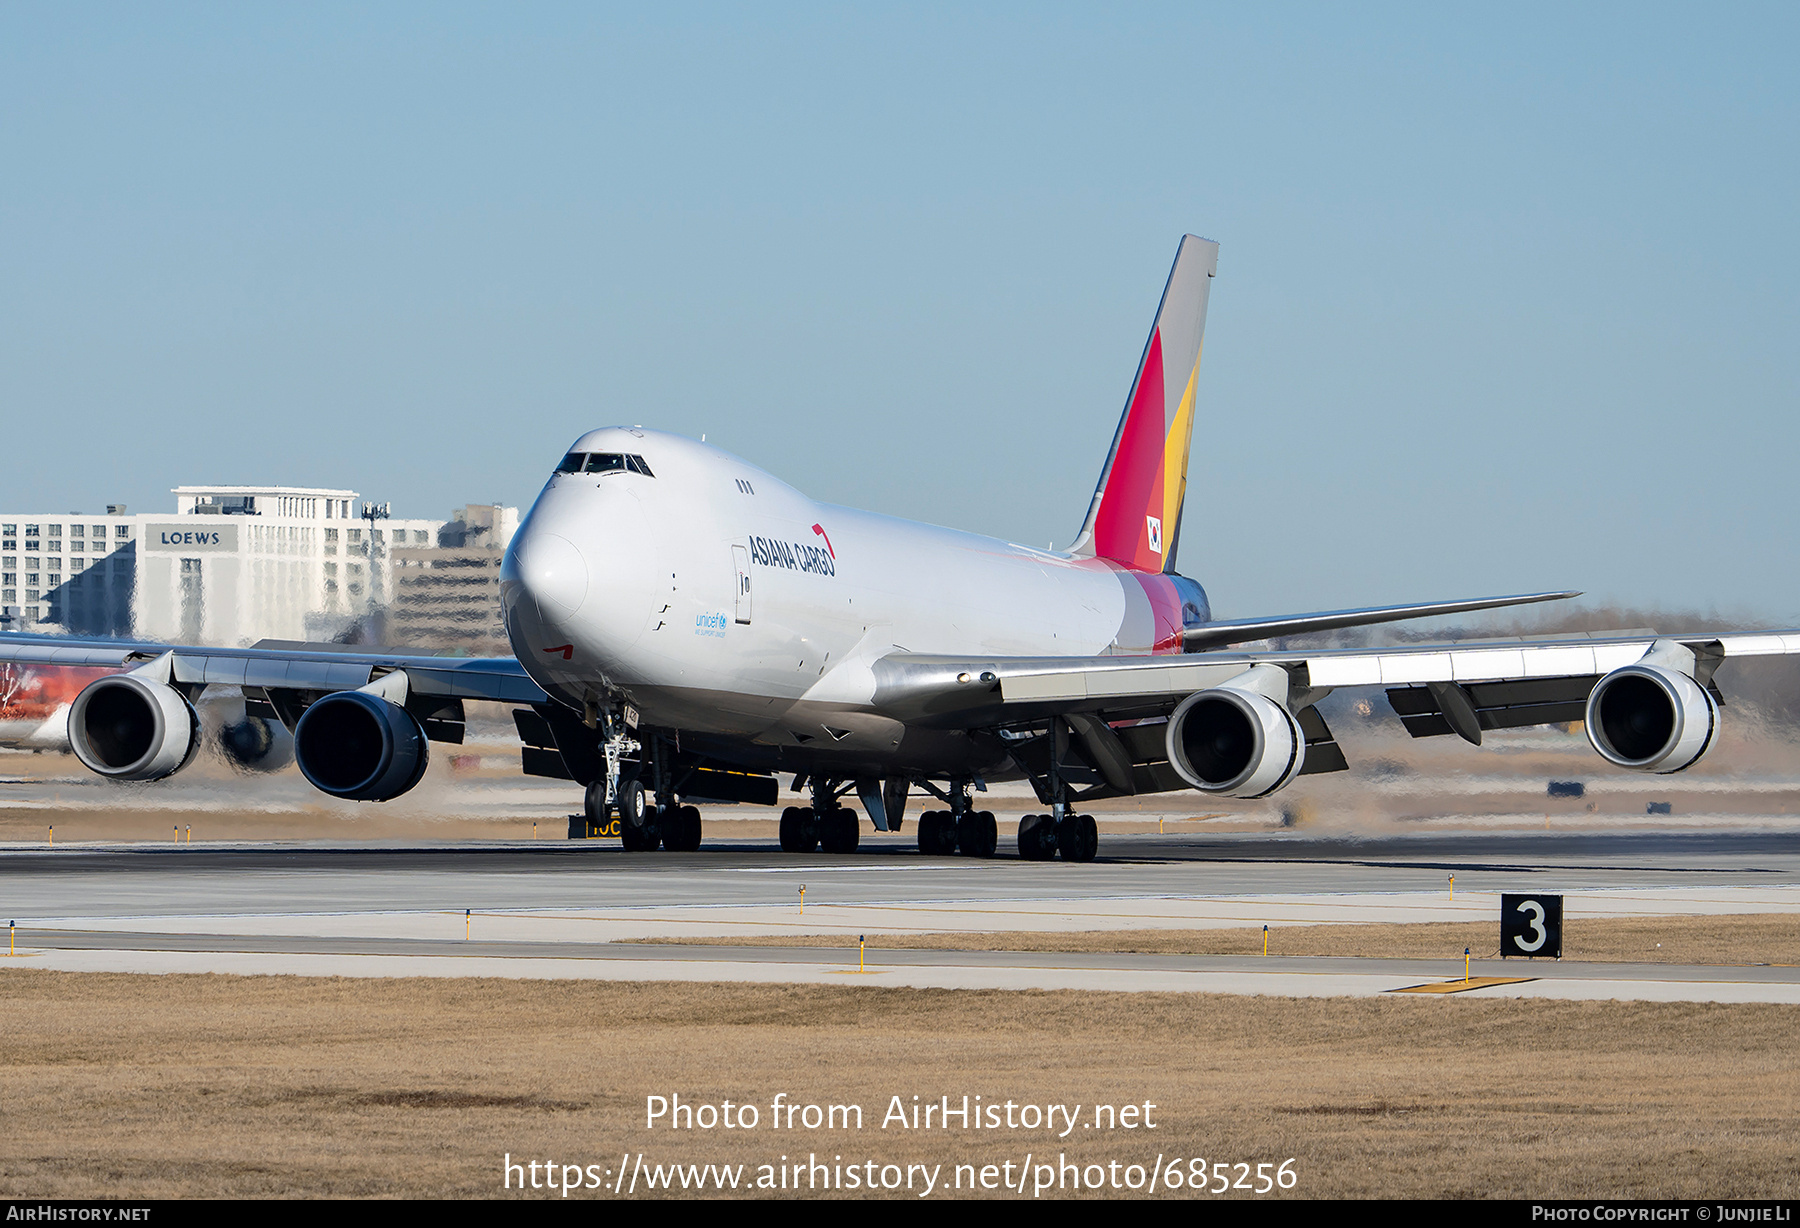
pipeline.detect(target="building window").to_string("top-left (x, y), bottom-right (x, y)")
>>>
top-left (70, 525), bottom-right (83, 538)
top-left (46, 540), bottom-right (60, 552)
top-left (1, 524), bottom-right (14, 537)
top-left (1, 591), bottom-right (11, 603)
top-left (25, 574), bottom-right (38, 586)
top-left (115, 526), bottom-right (129, 538)
top-left (69, 540), bottom-right (82, 552)
top-left (25, 525), bottom-right (39, 539)
top-left (25, 589), bottom-right (38, 601)
top-left (47, 574), bottom-right (60, 587)
top-left (91, 525), bottom-right (105, 537)
top-left (324, 528), bottom-right (337, 542)
top-left (47, 524), bottom-right (61, 537)
top-left (1, 574), bottom-right (12, 586)
top-left (324, 562), bottom-right (337, 576)
top-left (1, 557), bottom-right (11, 568)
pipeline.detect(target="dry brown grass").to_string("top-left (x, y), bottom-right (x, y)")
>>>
top-left (626, 913), bottom-right (1800, 966)
top-left (0, 970), bottom-right (1796, 1199)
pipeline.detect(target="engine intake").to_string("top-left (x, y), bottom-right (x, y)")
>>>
top-left (293, 690), bottom-right (430, 801)
top-left (68, 674), bottom-right (201, 782)
top-left (1165, 666), bottom-right (1306, 798)
top-left (1585, 662), bottom-right (1717, 773)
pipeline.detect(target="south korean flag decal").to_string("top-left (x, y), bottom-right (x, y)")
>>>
top-left (1145, 515), bottom-right (1163, 556)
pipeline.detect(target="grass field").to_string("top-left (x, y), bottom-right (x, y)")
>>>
top-left (2, 966), bottom-right (1796, 1199)
top-left (627, 912), bottom-right (1800, 966)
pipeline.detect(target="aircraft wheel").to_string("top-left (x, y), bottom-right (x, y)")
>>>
top-left (663, 804), bottom-right (702, 852)
top-left (1057, 814), bottom-right (1098, 863)
top-left (916, 811), bottom-right (951, 855)
top-left (779, 806), bottom-right (818, 853)
top-left (1017, 813), bottom-right (1058, 860)
top-left (820, 806), bottom-right (860, 854)
top-left (957, 810), bottom-right (997, 858)
top-left (619, 781), bottom-right (660, 851)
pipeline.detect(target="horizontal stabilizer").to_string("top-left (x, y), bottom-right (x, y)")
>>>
top-left (1181, 591), bottom-right (1580, 651)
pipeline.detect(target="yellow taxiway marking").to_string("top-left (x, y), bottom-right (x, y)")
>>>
top-left (1391, 977), bottom-right (1536, 994)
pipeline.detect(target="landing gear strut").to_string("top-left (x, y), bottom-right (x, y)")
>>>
top-left (1015, 719), bottom-right (1098, 861)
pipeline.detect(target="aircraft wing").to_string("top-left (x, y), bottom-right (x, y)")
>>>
top-left (1179, 590), bottom-right (1580, 650)
top-left (867, 628), bottom-right (1800, 801)
top-left (0, 632), bottom-right (545, 706)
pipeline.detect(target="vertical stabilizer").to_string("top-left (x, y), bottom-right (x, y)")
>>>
top-left (1070, 235), bottom-right (1217, 572)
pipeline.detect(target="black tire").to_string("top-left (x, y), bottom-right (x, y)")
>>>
top-left (779, 806), bottom-right (817, 853)
top-left (663, 804), bottom-right (702, 852)
top-left (618, 781), bottom-right (660, 851)
top-left (1057, 814), bottom-right (1098, 863)
top-left (957, 810), bottom-right (997, 858)
top-left (1017, 813), bottom-right (1057, 860)
top-left (916, 811), bottom-right (952, 856)
top-left (834, 806), bottom-right (860, 853)
top-left (819, 806), bottom-right (857, 854)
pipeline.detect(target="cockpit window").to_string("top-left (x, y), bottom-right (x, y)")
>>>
top-left (555, 452), bottom-right (655, 478)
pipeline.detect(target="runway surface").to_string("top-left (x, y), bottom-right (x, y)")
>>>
top-left (2, 828), bottom-right (1798, 1001)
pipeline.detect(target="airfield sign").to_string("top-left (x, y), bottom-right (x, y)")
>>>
top-left (1500, 893), bottom-right (1563, 959)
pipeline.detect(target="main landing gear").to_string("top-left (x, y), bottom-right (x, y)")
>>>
top-left (780, 778), bottom-right (862, 854)
top-left (1016, 812), bottom-right (1097, 862)
top-left (915, 781), bottom-right (997, 858)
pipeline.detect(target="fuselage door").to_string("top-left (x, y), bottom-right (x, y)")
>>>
top-left (732, 544), bottom-right (752, 624)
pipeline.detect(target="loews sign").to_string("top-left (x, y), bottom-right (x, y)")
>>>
top-left (143, 522), bottom-right (240, 553)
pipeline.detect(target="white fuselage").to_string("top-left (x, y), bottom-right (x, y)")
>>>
top-left (501, 429), bottom-right (1197, 768)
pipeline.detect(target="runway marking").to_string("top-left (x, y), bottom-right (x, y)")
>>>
top-left (1392, 977), bottom-right (1536, 994)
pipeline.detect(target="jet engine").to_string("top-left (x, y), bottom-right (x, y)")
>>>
top-left (293, 689), bottom-right (429, 801)
top-left (216, 713), bottom-right (295, 773)
top-left (1585, 650), bottom-right (1718, 774)
top-left (1164, 664), bottom-right (1306, 798)
top-left (68, 672), bottom-right (202, 782)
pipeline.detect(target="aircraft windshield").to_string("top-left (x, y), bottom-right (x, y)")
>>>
top-left (554, 453), bottom-right (655, 477)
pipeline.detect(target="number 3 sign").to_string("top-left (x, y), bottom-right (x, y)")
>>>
top-left (1500, 893), bottom-right (1563, 959)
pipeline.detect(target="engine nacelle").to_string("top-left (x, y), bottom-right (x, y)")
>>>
top-left (68, 674), bottom-right (201, 782)
top-left (293, 690), bottom-right (429, 801)
top-left (1585, 662), bottom-right (1718, 773)
top-left (1165, 666), bottom-right (1306, 798)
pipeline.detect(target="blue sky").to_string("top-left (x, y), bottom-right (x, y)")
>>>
top-left (4, 4), bottom-right (1796, 622)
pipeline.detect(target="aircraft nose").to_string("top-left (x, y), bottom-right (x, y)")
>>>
top-left (513, 531), bottom-right (588, 621)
